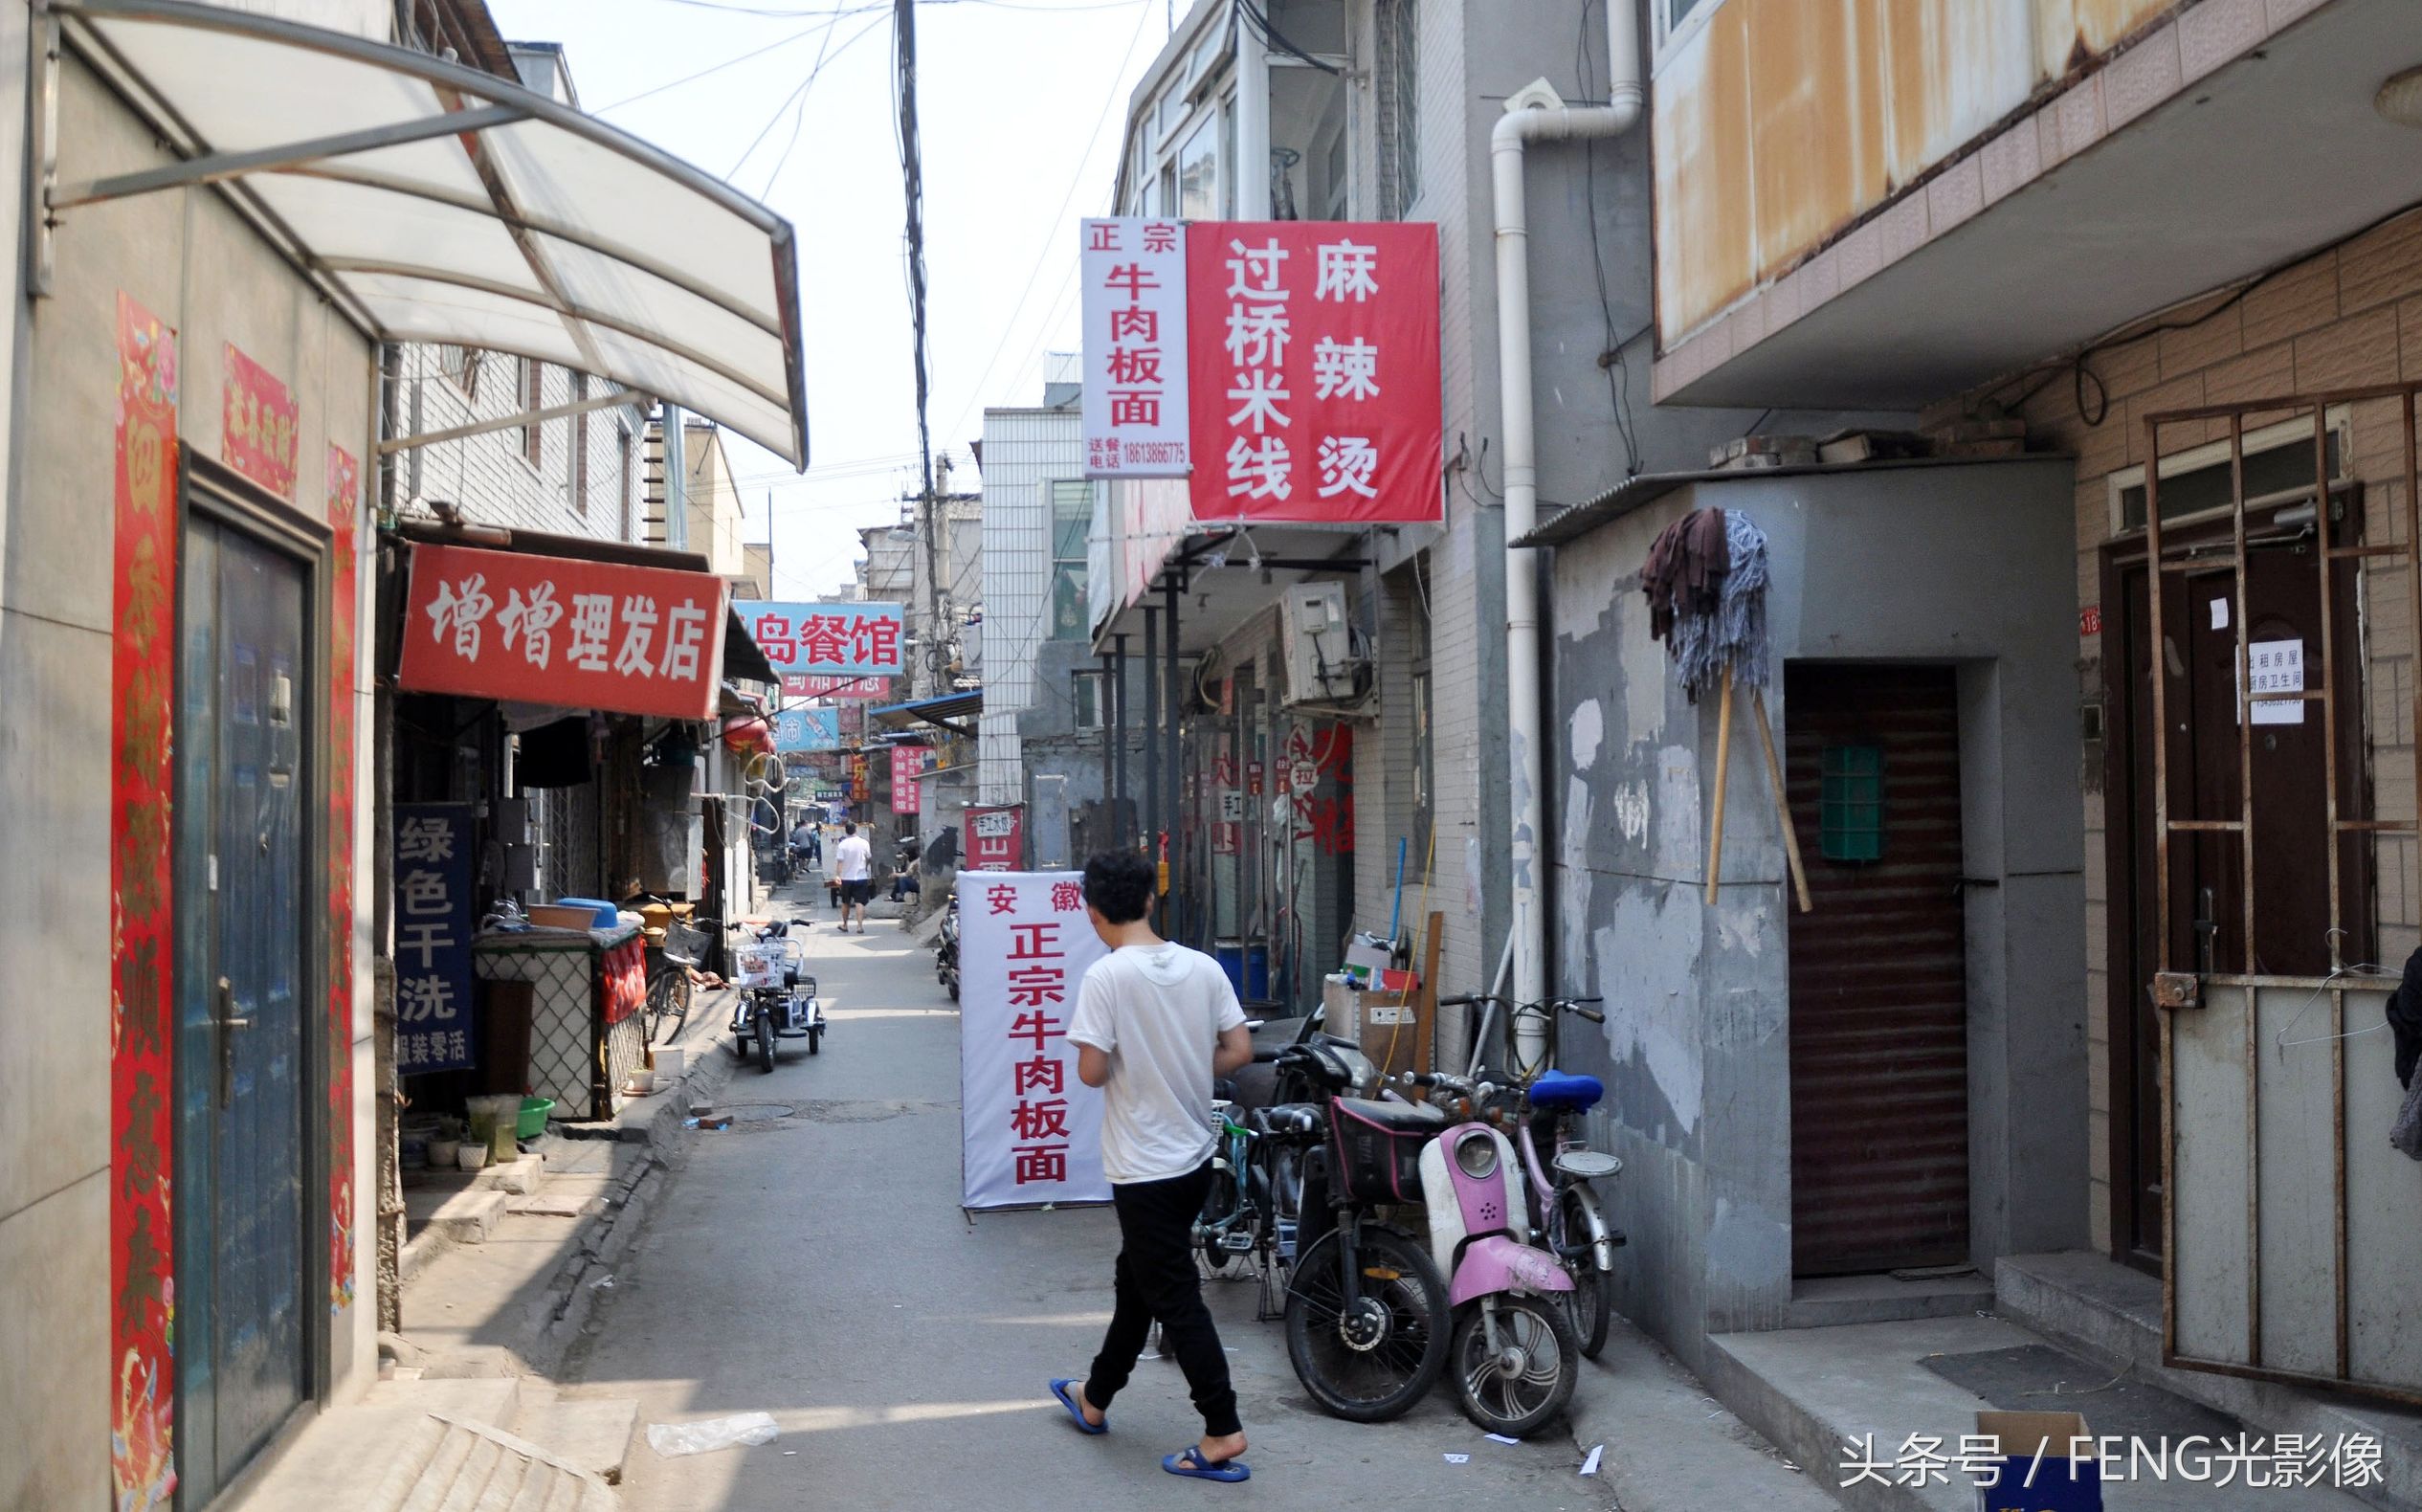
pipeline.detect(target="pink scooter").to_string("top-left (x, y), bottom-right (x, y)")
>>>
top-left (1403, 1070), bottom-right (1580, 1437)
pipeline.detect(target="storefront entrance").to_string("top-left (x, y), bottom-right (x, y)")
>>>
top-left (174, 512), bottom-right (316, 1502)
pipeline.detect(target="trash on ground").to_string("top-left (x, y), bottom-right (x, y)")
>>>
top-left (1443, 1453), bottom-right (1470, 1464)
top-left (1579, 1444), bottom-right (1603, 1477)
top-left (588, 1273), bottom-right (615, 1289)
top-left (1482, 1433), bottom-right (1521, 1444)
top-left (647, 1412), bottom-right (780, 1457)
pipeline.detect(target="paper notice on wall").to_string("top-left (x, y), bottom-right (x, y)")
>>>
top-left (2210, 597), bottom-right (2229, 630)
top-left (2246, 637), bottom-right (2305, 725)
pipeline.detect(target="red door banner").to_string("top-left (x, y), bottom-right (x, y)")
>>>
top-left (967, 805), bottom-right (1025, 870)
top-left (958, 872), bottom-right (1110, 1207)
top-left (223, 342), bottom-right (299, 500)
top-left (1187, 221), bottom-right (1441, 524)
top-left (324, 445), bottom-right (360, 1314)
top-left (399, 543), bottom-right (728, 720)
top-left (112, 292), bottom-right (181, 1512)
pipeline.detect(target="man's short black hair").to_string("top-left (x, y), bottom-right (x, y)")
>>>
top-left (845, 822), bottom-right (856, 836)
top-left (1082, 849), bottom-right (1155, 924)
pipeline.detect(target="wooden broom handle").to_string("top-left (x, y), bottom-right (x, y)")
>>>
top-left (1750, 688), bottom-right (1812, 913)
top-left (1705, 664), bottom-right (1734, 905)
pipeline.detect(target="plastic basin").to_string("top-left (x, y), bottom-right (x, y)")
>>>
top-left (516, 1096), bottom-right (555, 1139)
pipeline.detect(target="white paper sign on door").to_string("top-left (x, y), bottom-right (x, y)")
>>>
top-left (2247, 638), bottom-right (2305, 725)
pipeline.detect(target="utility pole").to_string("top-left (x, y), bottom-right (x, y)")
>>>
top-left (895, 0), bottom-right (941, 699)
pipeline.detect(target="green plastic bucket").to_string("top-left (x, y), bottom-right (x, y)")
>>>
top-left (516, 1096), bottom-right (555, 1139)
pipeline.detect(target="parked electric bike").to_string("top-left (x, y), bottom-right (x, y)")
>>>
top-left (1273, 1036), bottom-right (1454, 1423)
top-left (1396, 1068), bottom-right (1580, 1436)
top-left (934, 892), bottom-right (960, 1001)
top-left (1442, 992), bottom-right (1627, 1359)
top-left (724, 919), bottom-right (825, 1072)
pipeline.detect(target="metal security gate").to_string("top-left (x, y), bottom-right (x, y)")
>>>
top-left (2148, 384), bottom-right (2422, 1403)
top-left (1786, 664), bottom-right (1970, 1277)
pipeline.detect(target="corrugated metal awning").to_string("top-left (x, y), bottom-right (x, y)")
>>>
top-left (41, 0), bottom-right (809, 465)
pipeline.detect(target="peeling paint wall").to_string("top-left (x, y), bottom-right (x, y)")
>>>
top-left (1543, 458), bottom-right (2088, 1367)
top-left (1653, 0), bottom-right (2170, 340)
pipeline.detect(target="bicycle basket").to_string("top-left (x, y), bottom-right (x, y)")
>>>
top-left (663, 922), bottom-right (712, 964)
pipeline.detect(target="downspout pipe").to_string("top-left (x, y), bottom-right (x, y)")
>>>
top-left (1494, 1), bottom-right (1643, 1069)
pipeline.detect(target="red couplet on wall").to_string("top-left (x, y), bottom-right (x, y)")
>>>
top-left (398, 542), bottom-right (728, 721)
top-left (1187, 220), bottom-right (1441, 525)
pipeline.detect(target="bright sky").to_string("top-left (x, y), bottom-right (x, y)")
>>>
top-left (487, 0), bottom-right (1170, 598)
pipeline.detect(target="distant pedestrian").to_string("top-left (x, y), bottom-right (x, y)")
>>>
top-left (1047, 849), bottom-right (1255, 1483)
top-left (833, 822), bottom-right (874, 933)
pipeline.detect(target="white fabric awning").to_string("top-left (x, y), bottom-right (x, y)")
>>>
top-left (47, 0), bottom-right (810, 465)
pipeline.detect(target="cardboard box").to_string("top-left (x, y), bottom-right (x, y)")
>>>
top-left (1974, 1412), bottom-right (2101, 1512)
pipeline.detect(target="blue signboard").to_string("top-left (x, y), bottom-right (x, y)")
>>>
top-left (734, 599), bottom-right (908, 678)
top-left (394, 803), bottom-right (477, 1076)
top-left (773, 706), bottom-right (842, 753)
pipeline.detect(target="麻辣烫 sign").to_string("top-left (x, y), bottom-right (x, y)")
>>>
top-left (1081, 217), bottom-right (1191, 478)
top-left (394, 804), bottom-right (476, 1075)
top-left (399, 544), bottom-right (727, 721)
top-left (737, 600), bottom-right (906, 678)
top-left (1188, 221), bottom-right (1440, 524)
top-left (959, 872), bottom-right (1109, 1207)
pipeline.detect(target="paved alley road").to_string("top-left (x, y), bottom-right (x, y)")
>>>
top-left (561, 903), bottom-right (1615, 1512)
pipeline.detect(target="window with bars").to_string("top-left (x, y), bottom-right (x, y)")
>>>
top-left (1072, 669), bottom-right (1105, 731)
top-left (1051, 480), bottom-right (1092, 642)
top-left (436, 344), bottom-right (480, 399)
top-left (1375, 0), bottom-right (1420, 220)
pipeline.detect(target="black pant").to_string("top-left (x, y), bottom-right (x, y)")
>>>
top-left (1086, 1161), bottom-right (1241, 1437)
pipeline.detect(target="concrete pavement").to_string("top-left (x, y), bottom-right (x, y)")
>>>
top-left (553, 901), bottom-right (1797, 1511)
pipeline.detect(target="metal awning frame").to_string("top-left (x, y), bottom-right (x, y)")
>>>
top-left (31, 0), bottom-right (810, 465)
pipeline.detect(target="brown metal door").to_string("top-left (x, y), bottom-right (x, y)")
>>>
top-left (1787, 664), bottom-right (1970, 1278)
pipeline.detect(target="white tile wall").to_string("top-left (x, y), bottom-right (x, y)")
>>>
top-left (397, 345), bottom-right (643, 544)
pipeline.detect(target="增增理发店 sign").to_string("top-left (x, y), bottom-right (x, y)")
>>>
top-left (399, 543), bottom-right (727, 721)
top-left (959, 872), bottom-right (1109, 1208)
top-left (1081, 217), bottom-right (1191, 478)
top-left (736, 600), bottom-right (907, 679)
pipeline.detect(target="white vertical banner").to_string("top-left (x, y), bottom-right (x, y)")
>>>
top-left (1081, 217), bottom-right (1191, 478)
top-left (959, 871), bottom-right (1112, 1208)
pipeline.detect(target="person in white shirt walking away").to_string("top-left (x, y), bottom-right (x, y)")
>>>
top-left (1047, 849), bottom-right (1255, 1484)
top-left (833, 822), bottom-right (874, 933)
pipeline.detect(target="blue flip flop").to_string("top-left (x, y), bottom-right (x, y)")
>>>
top-left (1164, 1447), bottom-right (1250, 1482)
top-left (1048, 1379), bottom-right (1106, 1435)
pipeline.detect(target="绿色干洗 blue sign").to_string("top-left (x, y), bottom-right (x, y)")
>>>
top-left (394, 803), bottom-right (476, 1075)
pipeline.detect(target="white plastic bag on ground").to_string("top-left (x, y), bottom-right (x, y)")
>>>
top-left (647, 1412), bottom-right (780, 1456)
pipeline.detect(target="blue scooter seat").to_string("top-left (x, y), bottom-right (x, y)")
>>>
top-left (1529, 1070), bottom-right (1604, 1112)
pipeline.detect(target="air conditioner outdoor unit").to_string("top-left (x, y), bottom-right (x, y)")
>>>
top-left (1280, 581), bottom-right (1366, 706)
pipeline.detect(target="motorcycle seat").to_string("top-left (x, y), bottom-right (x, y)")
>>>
top-left (1248, 1103), bottom-right (1322, 1139)
top-left (1331, 1096), bottom-right (1448, 1135)
top-left (1529, 1070), bottom-right (1604, 1112)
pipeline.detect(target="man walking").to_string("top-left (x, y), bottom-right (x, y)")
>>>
top-left (833, 822), bottom-right (873, 933)
top-left (1049, 850), bottom-right (1255, 1483)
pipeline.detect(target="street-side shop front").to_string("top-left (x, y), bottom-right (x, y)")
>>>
top-left (0, 6), bottom-right (807, 1507)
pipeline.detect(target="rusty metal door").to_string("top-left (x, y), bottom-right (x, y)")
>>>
top-left (2148, 388), bottom-right (2422, 1403)
top-left (1786, 663), bottom-right (1970, 1277)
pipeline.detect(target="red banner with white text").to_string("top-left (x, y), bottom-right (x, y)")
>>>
top-left (399, 543), bottom-right (727, 721)
top-left (1187, 221), bottom-right (1440, 524)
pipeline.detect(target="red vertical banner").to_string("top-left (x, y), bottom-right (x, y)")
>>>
top-left (112, 293), bottom-right (180, 1511)
top-left (967, 805), bottom-right (1025, 870)
top-left (1187, 221), bottom-right (1441, 524)
top-left (891, 744), bottom-right (929, 815)
top-left (222, 342), bottom-right (300, 500)
top-left (325, 445), bottom-right (359, 1313)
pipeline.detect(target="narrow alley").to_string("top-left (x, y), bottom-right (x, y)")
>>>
top-left (559, 907), bottom-right (1639, 1512)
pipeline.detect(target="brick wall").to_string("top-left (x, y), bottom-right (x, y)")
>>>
top-left (398, 344), bottom-right (642, 541)
top-left (1934, 207), bottom-right (2422, 1253)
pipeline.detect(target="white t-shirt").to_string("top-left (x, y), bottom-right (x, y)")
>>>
top-left (1067, 942), bottom-right (1247, 1185)
top-left (834, 834), bottom-right (873, 881)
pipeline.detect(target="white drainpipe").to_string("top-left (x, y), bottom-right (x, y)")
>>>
top-left (1494, 2), bottom-right (1643, 1068)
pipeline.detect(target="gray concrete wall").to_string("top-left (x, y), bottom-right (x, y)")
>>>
top-left (1542, 457), bottom-right (2088, 1371)
top-left (0, 52), bottom-right (383, 1507)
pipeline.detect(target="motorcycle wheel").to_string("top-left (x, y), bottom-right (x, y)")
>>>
top-left (754, 1006), bottom-right (775, 1073)
top-left (1560, 1190), bottom-right (1614, 1361)
top-left (1196, 1166), bottom-right (1242, 1276)
top-left (1449, 1293), bottom-right (1578, 1439)
top-left (1283, 1224), bottom-right (1448, 1423)
top-left (808, 1021), bottom-right (823, 1056)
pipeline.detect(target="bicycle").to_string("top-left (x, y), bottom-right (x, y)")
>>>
top-left (1192, 1097), bottom-right (1321, 1320)
top-left (645, 917), bottom-right (715, 1046)
top-left (1441, 992), bottom-right (1627, 1360)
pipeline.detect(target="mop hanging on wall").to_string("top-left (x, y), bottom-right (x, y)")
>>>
top-left (1640, 507), bottom-right (1811, 912)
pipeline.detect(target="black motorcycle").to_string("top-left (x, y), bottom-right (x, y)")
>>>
top-left (935, 893), bottom-right (960, 1000)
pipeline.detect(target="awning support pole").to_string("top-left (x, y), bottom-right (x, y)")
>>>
top-left (1112, 634), bottom-right (1130, 848)
top-left (1144, 605), bottom-right (1162, 897)
top-left (1165, 576), bottom-right (1183, 935)
top-left (49, 103), bottom-right (532, 210)
top-left (378, 386), bottom-right (646, 456)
